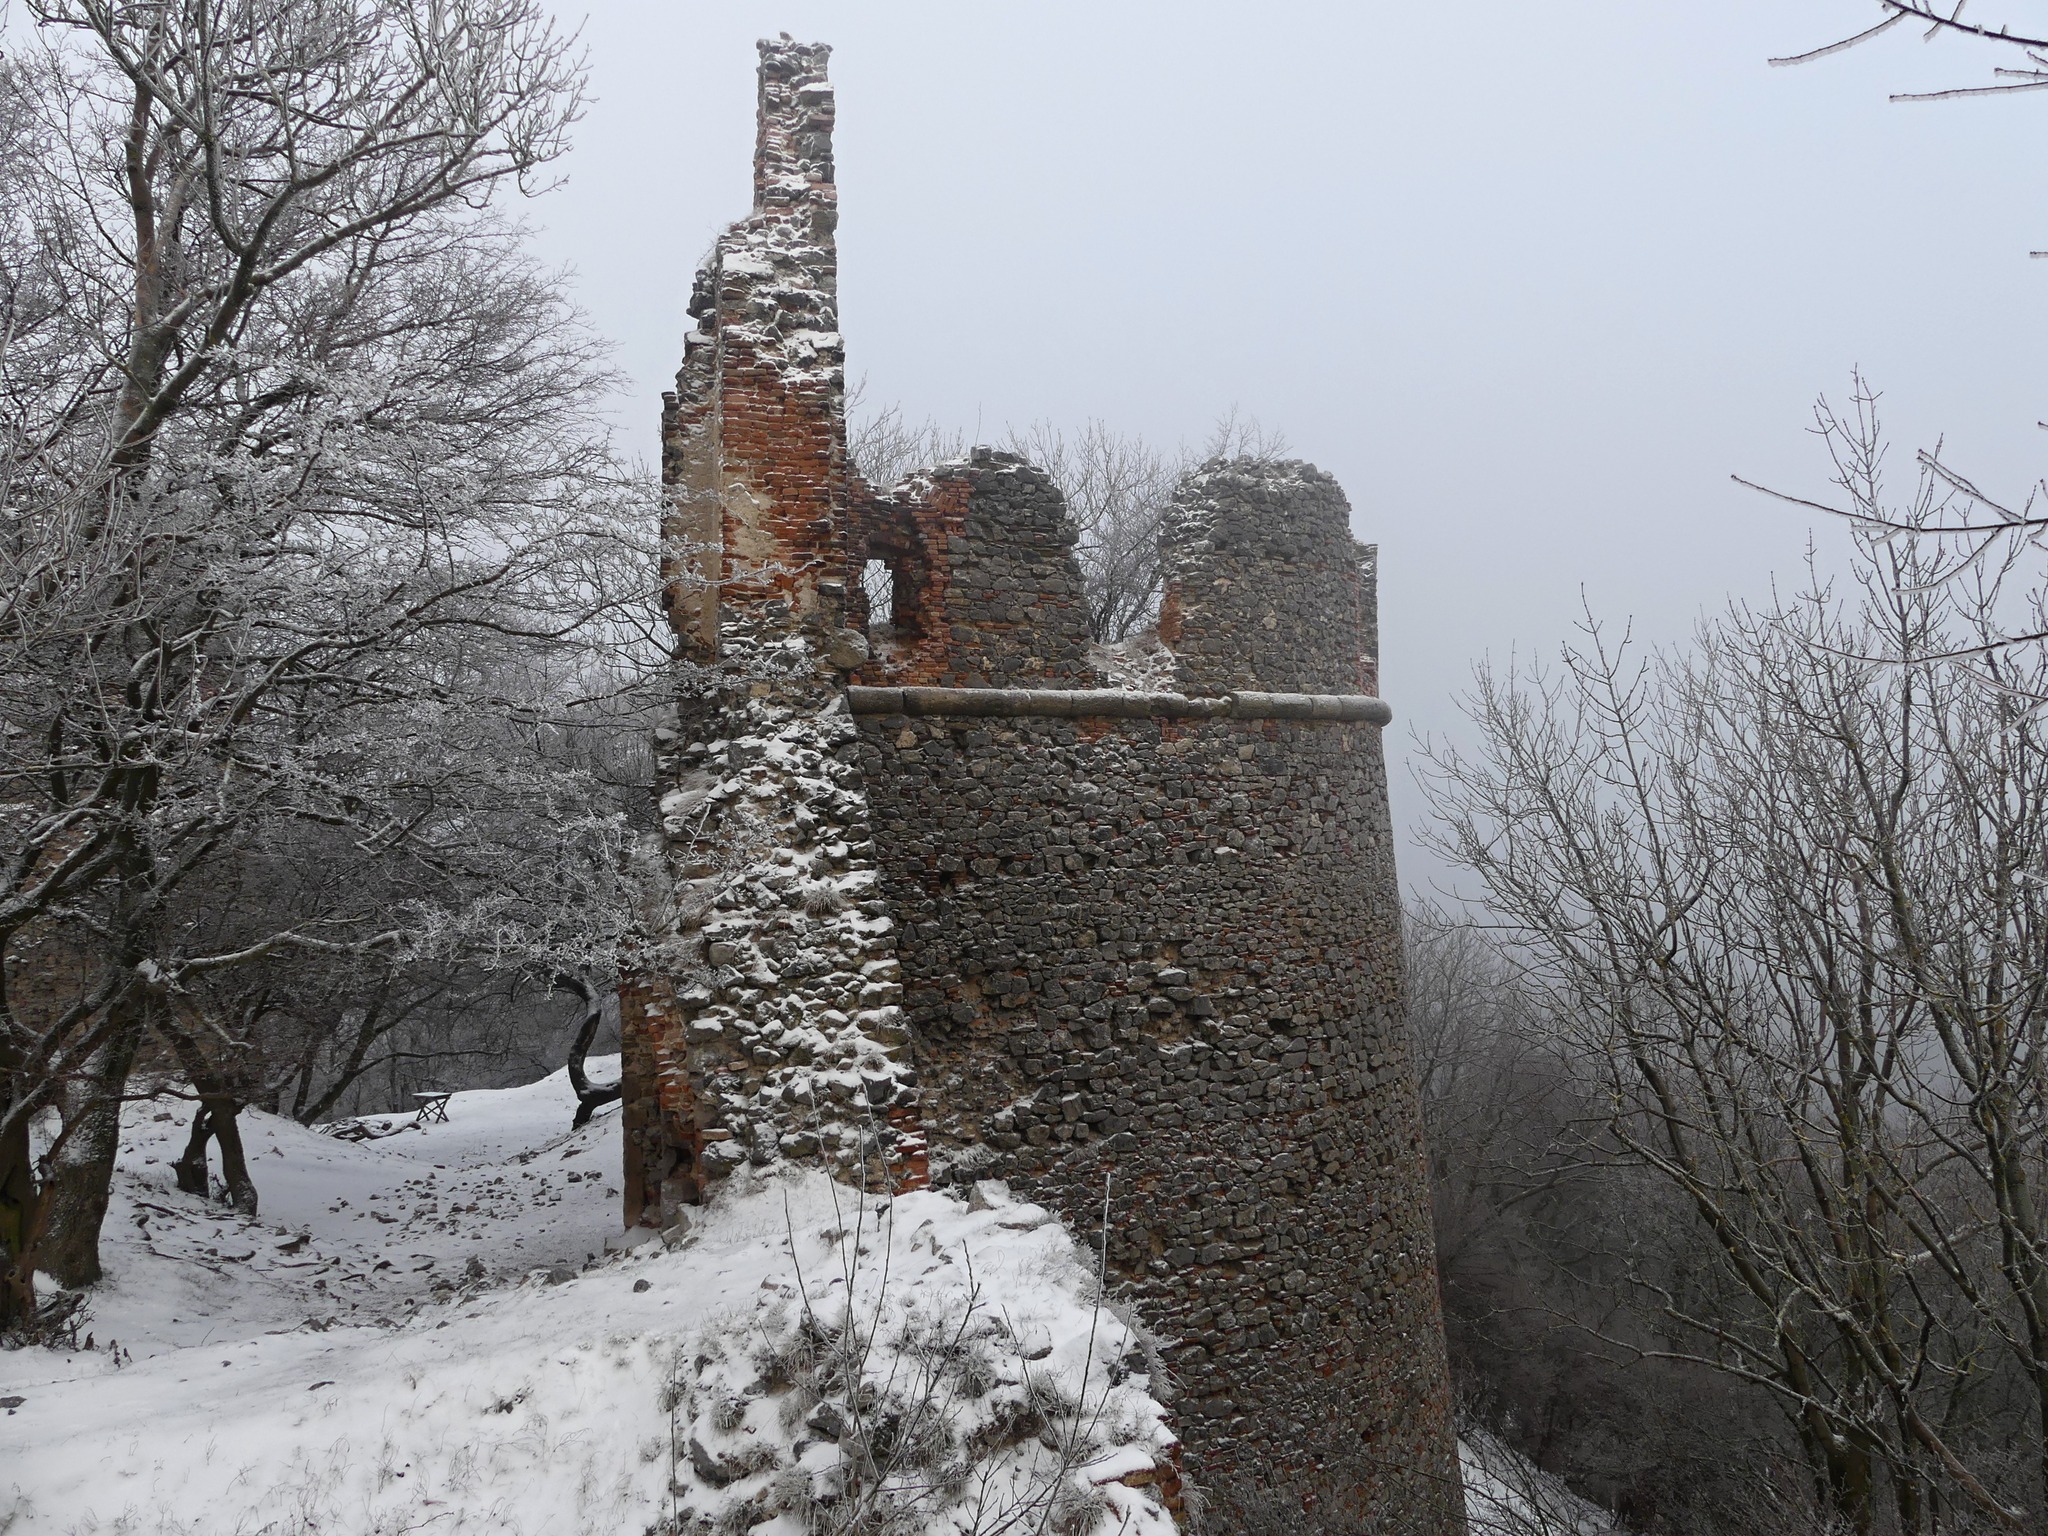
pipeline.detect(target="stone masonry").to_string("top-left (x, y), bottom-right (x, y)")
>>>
top-left (621, 38), bottom-right (1465, 1530)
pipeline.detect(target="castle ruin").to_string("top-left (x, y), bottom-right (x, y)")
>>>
top-left (619, 38), bottom-right (1463, 1528)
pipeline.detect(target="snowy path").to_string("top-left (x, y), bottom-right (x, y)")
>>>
top-left (1, 1065), bottom-right (1608, 1536)
top-left (19, 1061), bottom-right (626, 1367)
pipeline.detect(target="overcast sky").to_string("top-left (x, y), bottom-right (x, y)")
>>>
top-left (528, 2), bottom-right (2045, 892)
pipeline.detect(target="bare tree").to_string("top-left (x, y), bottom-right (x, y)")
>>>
top-left (1773, 5), bottom-right (2048, 103)
top-left (1000, 419), bottom-right (1175, 643)
top-left (1739, 377), bottom-right (2048, 677)
top-left (1198, 404), bottom-right (1292, 464)
top-left (1409, 900), bottom-right (1893, 1536)
top-left (1008, 410), bottom-right (1292, 644)
top-left (1406, 906), bottom-right (1588, 1300)
top-left (1751, 2), bottom-right (2048, 661)
top-left (1421, 524), bottom-right (2048, 1531)
top-left (554, 972), bottom-right (620, 1130)
top-left (845, 381), bottom-right (967, 497)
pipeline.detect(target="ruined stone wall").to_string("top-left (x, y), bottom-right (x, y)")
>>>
top-left (852, 696), bottom-right (1460, 1515)
top-left (851, 449), bottom-right (1094, 689)
top-left (825, 462), bottom-right (1458, 1516)
top-left (626, 39), bottom-right (921, 1231)
top-left (627, 35), bottom-right (1463, 1532)
top-left (1159, 458), bottom-right (1379, 696)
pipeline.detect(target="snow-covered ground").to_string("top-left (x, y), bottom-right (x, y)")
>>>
top-left (25, 1064), bottom-right (629, 1361)
top-left (1, 1066), bottom-right (1611, 1535)
top-left (1461, 1430), bottom-right (1627, 1535)
top-left (0, 1067), bottom-right (1180, 1535)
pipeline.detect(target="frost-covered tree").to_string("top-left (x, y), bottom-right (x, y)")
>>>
top-left (0, 1), bottom-right (666, 1319)
top-left (1773, 3), bottom-right (2048, 102)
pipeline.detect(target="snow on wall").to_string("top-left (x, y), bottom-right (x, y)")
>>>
top-left (660, 37), bottom-right (848, 652)
top-left (628, 38), bottom-right (930, 1230)
top-left (632, 685), bottom-right (924, 1218)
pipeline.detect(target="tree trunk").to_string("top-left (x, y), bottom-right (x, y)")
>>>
top-left (173, 1105), bottom-right (212, 1196)
top-left (39, 1023), bottom-right (140, 1287)
top-left (297, 993), bottom-right (393, 1126)
top-left (0, 1098), bottom-right (35, 1325)
top-left (156, 1019), bottom-right (260, 1219)
top-left (209, 1101), bottom-right (257, 1217)
top-left (560, 975), bottom-right (621, 1129)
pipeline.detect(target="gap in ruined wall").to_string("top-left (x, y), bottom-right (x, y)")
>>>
top-left (860, 557), bottom-right (893, 635)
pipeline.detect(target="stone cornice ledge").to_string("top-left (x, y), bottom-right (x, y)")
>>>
top-left (845, 686), bottom-right (1392, 726)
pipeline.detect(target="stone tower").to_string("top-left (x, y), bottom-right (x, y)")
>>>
top-left (619, 38), bottom-right (1465, 1529)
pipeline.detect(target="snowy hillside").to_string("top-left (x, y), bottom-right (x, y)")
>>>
top-left (1, 1069), bottom-right (1183, 1535)
top-left (1460, 1431), bottom-right (1627, 1536)
top-left (2, 1068), bottom-right (1604, 1535)
top-left (25, 1065), bottom-right (630, 1359)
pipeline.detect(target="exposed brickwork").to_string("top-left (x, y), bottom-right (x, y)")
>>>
top-left (660, 38), bottom-right (849, 657)
top-left (624, 37), bottom-right (1463, 1532)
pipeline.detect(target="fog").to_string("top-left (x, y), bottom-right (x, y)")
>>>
top-left (529, 2), bottom-right (2046, 888)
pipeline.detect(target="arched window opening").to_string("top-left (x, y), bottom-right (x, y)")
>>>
top-left (862, 557), bottom-right (895, 639)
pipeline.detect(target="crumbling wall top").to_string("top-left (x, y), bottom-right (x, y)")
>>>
top-left (851, 449), bottom-right (1094, 689)
top-left (752, 39), bottom-right (836, 232)
top-left (1157, 456), bottom-right (1379, 696)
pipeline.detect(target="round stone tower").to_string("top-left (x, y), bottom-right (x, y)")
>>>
top-left (620, 36), bottom-right (1465, 1531)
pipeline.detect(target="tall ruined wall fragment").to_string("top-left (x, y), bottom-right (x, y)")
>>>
top-left (625, 39), bottom-right (920, 1233)
top-left (1159, 459), bottom-right (1380, 696)
top-left (659, 38), bottom-right (848, 660)
top-left (624, 35), bottom-right (1463, 1533)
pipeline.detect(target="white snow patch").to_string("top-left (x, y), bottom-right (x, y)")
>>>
top-left (22, 1062), bottom-right (627, 1361)
top-left (3, 1066), bottom-right (1588, 1535)
top-left (1090, 630), bottom-right (1180, 692)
